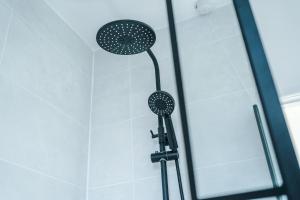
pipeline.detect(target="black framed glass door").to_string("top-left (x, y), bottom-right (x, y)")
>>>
top-left (165, 0), bottom-right (300, 199)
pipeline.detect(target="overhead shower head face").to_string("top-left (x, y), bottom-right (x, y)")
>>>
top-left (148, 91), bottom-right (175, 116)
top-left (96, 20), bottom-right (156, 55)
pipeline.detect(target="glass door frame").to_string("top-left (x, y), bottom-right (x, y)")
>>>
top-left (165, 0), bottom-right (300, 199)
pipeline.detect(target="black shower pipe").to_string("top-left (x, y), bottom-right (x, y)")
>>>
top-left (146, 49), bottom-right (170, 200)
top-left (165, 0), bottom-right (198, 199)
top-left (147, 49), bottom-right (161, 91)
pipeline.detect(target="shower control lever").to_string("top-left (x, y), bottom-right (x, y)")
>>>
top-left (150, 130), bottom-right (158, 139)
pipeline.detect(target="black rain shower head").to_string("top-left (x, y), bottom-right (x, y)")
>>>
top-left (148, 91), bottom-right (175, 116)
top-left (96, 20), bottom-right (156, 55)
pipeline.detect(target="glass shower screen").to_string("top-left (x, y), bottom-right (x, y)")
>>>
top-left (170, 1), bottom-right (285, 199)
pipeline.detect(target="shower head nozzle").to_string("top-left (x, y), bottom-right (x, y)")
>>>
top-left (96, 20), bottom-right (156, 55)
top-left (148, 91), bottom-right (175, 116)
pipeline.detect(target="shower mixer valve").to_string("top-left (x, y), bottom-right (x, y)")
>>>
top-left (149, 118), bottom-right (179, 164)
top-left (150, 129), bottom-right (174, 149)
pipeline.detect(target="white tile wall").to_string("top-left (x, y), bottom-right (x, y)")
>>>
top-left (0, 77), bottom-right (89, 186)
top-left (0, 0), bottom-right (14, 9)
top-left (250, 0), bottom-right (300, 98)
top-left (181, 42), bottom-right (243, 102)
top-left (1, 15), bottom-right (92, 126)
top-left (195, 157), bottom-right (272, 198)
top-left (177, 15), bottom-right (215, 50)
top-left (11, 0), bottom-right (92, 77)
top-left (92, 51), bottom-right (131, 127)
top-left (94, 50), bottom-right (130, 78)
top-left (89, 183), bottom-right (133, 200)
top-left (88, 172), bottom-right (191, 200)
top-left (89, 120), bottom-right (133, 188)
top-left (0, 0), bottom-right (92, 199)
top-left (94, 69), bottom-right (130, 99)
top-left (151, 28), bottom-right (173, 61)
top-left (188, 91), bottom-right (265, 168)
top-left (92, 93), bottom-right (130, 126)
top-left (134, 173), bottom-right (191, 200)
top-left (0, 160), bottom-right (85, 200)
top-left (221, 36), bottom-right (255, 90)
top-left (132, 114), bottom-right (164, 179)
top-left (210, 4), bottom-right (240, 41)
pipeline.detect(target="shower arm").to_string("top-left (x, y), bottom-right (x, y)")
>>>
top-left (147, 49), bottom-right (164, 138)
top-left (147, 49), bottom-right (161, 91)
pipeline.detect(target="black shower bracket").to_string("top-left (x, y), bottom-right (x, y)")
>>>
top-left (151, 150), bottom-right (179, 163)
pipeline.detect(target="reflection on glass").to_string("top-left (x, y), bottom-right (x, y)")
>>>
top-left (283, 96), bottom-right (300, 166)
top-left (177, 2), bottom-right (276, 198)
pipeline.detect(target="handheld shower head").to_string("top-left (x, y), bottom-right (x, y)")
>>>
top-left (148, 91), bottom-right (175, 116)
top-left (148, 90), bottom-right (178, 150)
top-left (96, 20), bottom-right (156, 55)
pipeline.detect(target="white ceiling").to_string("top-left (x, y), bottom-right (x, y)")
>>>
top-left (44, 0), bottom-right (230, 51)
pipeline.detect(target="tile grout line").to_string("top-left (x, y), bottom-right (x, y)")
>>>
top-left (10, 6), bottom-right (92, 81)
top-left (85, 52), bottom-right (95, 200)
top-left (195, 155), bottom-right (266, 170)
top-left (220, 40), bottom-right (252, 95)
top-left (0, 4), bottom-right (91, 193)
top-left (88, 169), bottom-right (181, 191)
top-left (14, 82), bottom-right (87, 129)
top-left (2, 15), bottom-right (91, 129)
top-left (89, 180), bottom-right (133, 191)
top-left (1, 38), bottom-right (88, 128)
top-left (186, 88), bottom-right (246, 106)
top-left (0, 6), bottom-right (92, 128)
top-left (219, 37), bottom-right (262, 106)
top-left (221, 40), bottom-right (253, 102)
top-left (41, 0), bottom-right (93, 51)
top-left (0, 158), bottom-right (82, 189)
top-left (92, 88), bottom-right (251, 130)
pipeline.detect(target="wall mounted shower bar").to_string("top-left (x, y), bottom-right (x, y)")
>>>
top-left (146, 49), bottom-right (170, 200)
